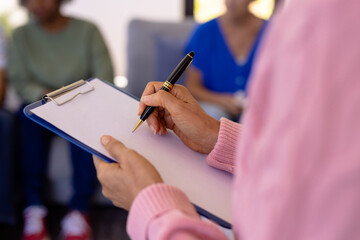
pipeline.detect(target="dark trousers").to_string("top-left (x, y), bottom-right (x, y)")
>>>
top-left (0, 110), bottom-right (15, 224)
top-left (18, 106), bottom-right (96, 212)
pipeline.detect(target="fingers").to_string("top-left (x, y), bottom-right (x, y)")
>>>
top-left (93, 155), bottom-right (116, 172)
top-left (146, 110), bottom-right (167, 135)
top-left (141, 90), bottom-right (182, 115)
top-left (94, 135), bottom-right (164, 210)
top-left (101, 135), bottom-right (127, 164)
top-left (141, 91), bottom-right (182, 134)
top-left (138, 82), bottom-right (164, 115)
top-left (138, 82), bottom-right (196, 135)
top-left (142, 82), bottom-right (164, 97)
top-left (138, 82), bottom-right (191, 115)
top-left (93, 155), bottom-right (105, 170)
top-left (93, 155), bottom-right (120, 183)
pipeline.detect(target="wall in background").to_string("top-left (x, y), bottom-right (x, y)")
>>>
top-left (0, 0), bottom-right (28, 34)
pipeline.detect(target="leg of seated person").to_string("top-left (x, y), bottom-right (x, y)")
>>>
top-left (60, 144), bottom-right (96, 239)
top-left (18, 106), bottom-right (53, 240)
top-left (18, 107), bottom-right (52, 207)
top-left (69, 143), bottom-right (97, 212)
top-left (0, 110), bottom-right (15, 224)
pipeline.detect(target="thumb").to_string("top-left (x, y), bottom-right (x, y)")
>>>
top-left (141, 90), bottom-right (181, 114)
top-left (101, 135), bottom-right (127, 164)
top-left (93, 154), bottom-right (118, 179)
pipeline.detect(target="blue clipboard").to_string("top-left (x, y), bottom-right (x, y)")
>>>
top-left (24, 78), bottom-right (137, 164)
top-left (24, 78), bottom-right (232, 229)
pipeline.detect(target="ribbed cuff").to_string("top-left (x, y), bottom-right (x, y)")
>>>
top-left (127, 183), bottom-right (198, 240)
top-left (206, 117), bottom-right (242, 173)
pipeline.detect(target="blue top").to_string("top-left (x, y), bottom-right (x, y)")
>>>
top-left (185, 18), bottom-right (267, 94)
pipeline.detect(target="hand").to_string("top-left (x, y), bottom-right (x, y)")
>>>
top-left (93, 135), bottom-right (163, 210)
top-left (139, 82), bottom-right (220, 154)
top-left (217, 94), bottom-right (242, 116)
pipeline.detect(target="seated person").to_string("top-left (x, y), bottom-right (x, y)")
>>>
top-left (7, 0), bottom-right (114, 239)
top-left (0, 24), bottom-right (15, 225)
top-left (185, 0), bottom-right (267, 120)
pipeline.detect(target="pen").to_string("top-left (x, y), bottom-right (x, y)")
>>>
top-left (132, 51), bottom-right (194, 132)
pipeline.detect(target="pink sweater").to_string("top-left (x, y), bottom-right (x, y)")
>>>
top-left (128, 0), bottom-right (360, 239)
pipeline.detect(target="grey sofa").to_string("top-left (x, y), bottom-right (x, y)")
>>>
top-left (124, 18), bottom-right (196, 98)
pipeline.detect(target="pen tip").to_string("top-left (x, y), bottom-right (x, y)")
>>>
top-left (132, 119), bottom-right (143, 133)
top-left (188, 51), bottom-right (195, 57)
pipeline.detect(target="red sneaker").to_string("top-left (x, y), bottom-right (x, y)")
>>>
top-left (61, 210), bottom-right (92, 240)
top-left (22, 205), bottom-right (50, 240)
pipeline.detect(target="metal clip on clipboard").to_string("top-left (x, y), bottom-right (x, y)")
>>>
top-left (42, 80), bottom-right (95, 106)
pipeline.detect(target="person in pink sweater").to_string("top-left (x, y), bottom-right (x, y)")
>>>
top-left (93, 0), bottom-right (360, 239)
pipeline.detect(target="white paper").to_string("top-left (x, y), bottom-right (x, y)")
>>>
top-left (31, 79), bottom-right (233, 223)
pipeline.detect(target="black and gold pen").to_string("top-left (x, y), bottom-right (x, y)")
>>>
top-left (132, 51), bottom-right (195, 132)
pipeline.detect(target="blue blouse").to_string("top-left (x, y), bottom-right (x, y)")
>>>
top-left (185, 18), bottom-right (267, 94)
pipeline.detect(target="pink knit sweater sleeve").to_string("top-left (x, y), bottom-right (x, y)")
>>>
top-left (127, 119), bottom-right (241, 239)
top-left (127, 183), bottom-right (228, 240)
top-left (206, 118), bottom-right (242, 174)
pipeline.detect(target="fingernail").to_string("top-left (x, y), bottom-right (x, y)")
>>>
top-left (101, 136), bottom-right (110, 145)
top-left (150, 126), bottom-right (157, 135)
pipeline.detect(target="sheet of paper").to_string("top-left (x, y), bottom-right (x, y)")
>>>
top-left (31, 78), bottom-right (233, 223)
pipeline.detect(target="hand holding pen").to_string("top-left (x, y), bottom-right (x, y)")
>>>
top-left (133, 52), bottom-right (195, 132)
top-left (94, 52), bottom-right (221, 211)
top-left (94, 82), bottom-right (220, 210)
top-left (136, 82), bottom-right (220, 155)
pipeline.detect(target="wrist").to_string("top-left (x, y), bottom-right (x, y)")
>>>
top-left (204, 117), bottom-right (220, 154)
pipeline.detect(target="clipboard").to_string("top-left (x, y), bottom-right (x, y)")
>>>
top-left (24, 78), bottom-right (233, 228)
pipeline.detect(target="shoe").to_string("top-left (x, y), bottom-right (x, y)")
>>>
top-left (61, 210), bottom-right (92, 240)
top-left (22, 205), bottom-right (50, 240)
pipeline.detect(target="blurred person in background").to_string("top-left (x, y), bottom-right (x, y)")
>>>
top-left (185, 0), bottom-right (268, 121)
top-left (0, 23), bottom-right (16, 226)
top-left (7, 0), bottom-right (114, 239)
